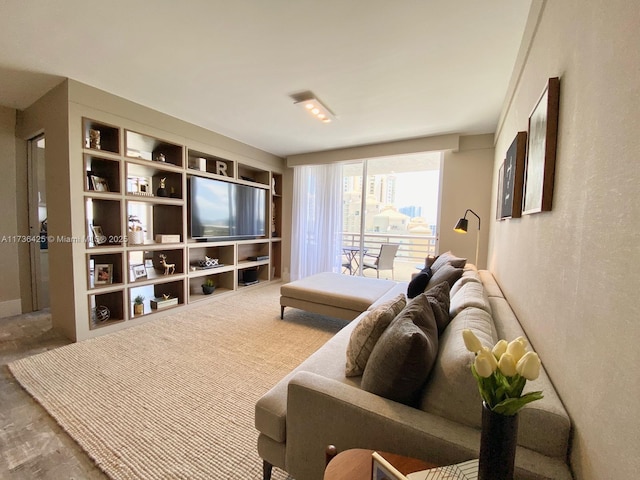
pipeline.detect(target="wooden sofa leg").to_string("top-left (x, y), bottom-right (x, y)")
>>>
top-left (280, 305), bottom-right (285, 319)
top-left (263, 460), bottom-right (273, 480)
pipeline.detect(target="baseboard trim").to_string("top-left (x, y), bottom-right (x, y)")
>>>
top-left (0, 299), bottom-right (22, 318)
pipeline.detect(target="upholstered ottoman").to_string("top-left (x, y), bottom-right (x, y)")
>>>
top-left (280, 272), bottom-right (399, 321)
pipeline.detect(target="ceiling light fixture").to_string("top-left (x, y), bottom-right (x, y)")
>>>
top-left (294, 95), bottom-right (335, 123)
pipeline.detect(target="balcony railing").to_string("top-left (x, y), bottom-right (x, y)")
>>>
top-left (341, 232), bottom-right (437, 267)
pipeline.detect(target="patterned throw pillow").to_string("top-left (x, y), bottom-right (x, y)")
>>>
top-left (345, 294), bottom-right (406, 377)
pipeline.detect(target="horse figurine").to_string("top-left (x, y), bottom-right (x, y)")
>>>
top-left (158, 254), bottom-right (175, 275)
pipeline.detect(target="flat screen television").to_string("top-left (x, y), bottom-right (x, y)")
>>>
top-left (190, 176), bottom-right (266, 240)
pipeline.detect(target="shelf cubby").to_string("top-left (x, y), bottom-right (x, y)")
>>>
top-left (126, 201), bottom-right (183, 245)
top-left (238, 264), bottom-right (269, 286)
top-left (126, 161), bottom-right (183, 199)
top-left (237, 241), bottom-right (270, 264)
top-left (86, 198), bottom-right (123, 248)
top-left (188, 270), bottom-right (235, 302)
top-left (270, 241), bottom-right (282, 279)
top-left (125, 130), bottom-right (183, 167)
top-left (128, 248), bottom-right (184, 282)
top-left (238, 163), bottom-right (270, 186)
top-left (187, 243), bottom-right (235, 271)
top-left (83, 118), bottom-right (120, 154)
top-left (89, 290), bottom-right (125, 329)
top-left (187, 149), bottom-right (234, 179)
top-left (87, 252), bottom-right (124, 289)
top-left (85, 154), bottom-right (121, 193)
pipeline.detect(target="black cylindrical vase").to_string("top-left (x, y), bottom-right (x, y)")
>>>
top-left (478, 402), bottom-right (519, 480)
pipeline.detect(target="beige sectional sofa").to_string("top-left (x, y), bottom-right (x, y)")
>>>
top-left (255, 262), bottom-right (573, 480)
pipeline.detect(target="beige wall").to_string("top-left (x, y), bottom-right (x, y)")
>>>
top-left (0, 105), bottom-right (21, 317)
top-left (440, 135), bottom-right (494, 269)
top-left (490, 2), bottom-right (640, 479)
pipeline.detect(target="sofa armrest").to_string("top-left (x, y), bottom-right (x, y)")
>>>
top-left (286, 371), bottom-right (479, 480)
top-left (286, 371), bottom-right (573, 480)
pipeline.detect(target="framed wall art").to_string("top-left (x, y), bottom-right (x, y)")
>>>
top-left (523, 77), bottom-right (560, 214)
top-left (501, 131), bottom-right (527, 218)
top-left (496, 161), bottom-right (505, 220)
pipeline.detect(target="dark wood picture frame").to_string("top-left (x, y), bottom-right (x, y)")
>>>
top-left (496, 161), bottom-right (505, 220)
top-left (523, 77), bottom-right (560, 214)
top-left (501, 131), bottom-right (528, 218)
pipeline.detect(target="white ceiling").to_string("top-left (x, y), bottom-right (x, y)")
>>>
top-left (0, 1), bottom-right (531, 158)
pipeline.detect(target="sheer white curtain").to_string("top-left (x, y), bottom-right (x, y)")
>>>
top-left (290, 163), bottom-right (343, 280)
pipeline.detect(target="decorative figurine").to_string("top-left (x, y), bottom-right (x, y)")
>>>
top-left (159, 254), bottom-right (175, 275)
top-left (157, 177), bottom-right (168, 197)
top-left (89, 129), bottom-right (101, 149)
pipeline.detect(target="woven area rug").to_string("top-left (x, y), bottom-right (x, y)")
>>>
top-left (8, 283), bottom-right (345, 480)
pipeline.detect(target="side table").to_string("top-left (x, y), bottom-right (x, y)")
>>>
top-left (324, 448), bottom-right (436, 480)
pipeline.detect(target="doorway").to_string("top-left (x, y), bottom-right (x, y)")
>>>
top-left (28, 134), bottom-right (50, 310)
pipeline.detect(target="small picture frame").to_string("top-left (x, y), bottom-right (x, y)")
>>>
top-left (91, 225), bottom-right (107, 245)
top-left (132, 264), bottom-right (147, 279)
top-left (90, 175), bottom-right (109, 192)
top-left (95, 264), bottom-right (113, 285)
top-left (371, 452), bottom-right (408, 480)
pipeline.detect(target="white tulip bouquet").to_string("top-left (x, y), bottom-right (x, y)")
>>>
top-left (462, 329), bottom-right (543, 416)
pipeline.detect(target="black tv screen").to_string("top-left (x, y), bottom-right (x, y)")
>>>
top-left (190, 176), bottom-right (266, 240)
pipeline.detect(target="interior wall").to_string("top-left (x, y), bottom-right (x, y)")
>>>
top-left (439, 134), bottom-right (494, 269)
top-left (489, 2), bottom-right (640, 479)
top-left (0, 105), bottom-right (21, 317)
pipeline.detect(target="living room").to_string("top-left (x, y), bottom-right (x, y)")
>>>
top-left (1, 2), bottom-right (638, 480)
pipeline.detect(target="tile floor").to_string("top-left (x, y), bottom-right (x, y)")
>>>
top-left (0, 310), bottom-right (106, 479)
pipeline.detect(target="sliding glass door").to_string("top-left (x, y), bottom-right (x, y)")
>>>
top-left (341, 152), bottom-right (441, 281)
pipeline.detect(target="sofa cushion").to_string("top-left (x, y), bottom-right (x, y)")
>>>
top-left (430, 251), bottom-right (467, 272)
top-left (407, 266), bottom-right (432, 299)
top-left (361, 294), bottom-right (439, 405)
top-left (424, 281), bottom-right (451, 335)
top-left (449, 269), bottom-right (482, 298)
top-left (449, 281), bottom-right (492, 317)
top-left (427, 263), bottom-right (463, 290)
top-left (345, 294), bottom-right (407, 377)
top-left (419, 306), bottom-right (498, 429)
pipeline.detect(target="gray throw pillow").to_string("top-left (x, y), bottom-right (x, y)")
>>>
top-left (425, 280), bottom-right (451, 335)
top-left (427, 263), bottom-right (463, 290)
top-left (361, 294), bottom-right (439, 405)
top-left (345, 294), bottom-right (406, 377)
top-left (430, 251), bottom-right (467, 272)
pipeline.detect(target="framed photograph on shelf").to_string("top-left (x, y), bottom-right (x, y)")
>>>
top-left (132, 264), bottom-right (147, 280)
top-left (91, 225), bottom-right (107, 245)
top-left (90, 174), bottom-right (109, 192)
top-left (371, 452), bottom-right (408, 480)
top-left (127, 175), bottom-right (154, 197)
top-left (95, 264), bottom-right (113, 285)
top-left (523, 77), bottom-right (560, 215)
top-left (501, 131), bottom-right (527, 219)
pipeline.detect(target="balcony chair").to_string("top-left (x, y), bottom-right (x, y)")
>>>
top-left (362, 243), bottom-right (400, 279)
